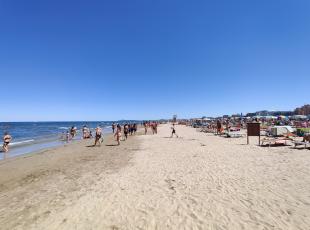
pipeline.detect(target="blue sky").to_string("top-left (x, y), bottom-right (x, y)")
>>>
top-left (0, 0), bottom-right (309, 121)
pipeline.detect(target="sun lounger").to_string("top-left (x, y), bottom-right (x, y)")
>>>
top-left (225, 131), bottom-right (245, 138)
top-left (293, 141), bottom-right (310, 149)
top-left (261, 137), bottom-right (292, 147)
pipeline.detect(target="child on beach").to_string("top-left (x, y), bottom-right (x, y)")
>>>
top-left (2, 132), bottom-right (12, 152)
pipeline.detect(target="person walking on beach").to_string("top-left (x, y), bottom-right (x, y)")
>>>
top-left (94, 125), bottom-right (103, 146)
top-left (117, 124), bottom-right (121, 132)
top-left (216, 120), bottom-right (222, 135)
top-left (171, 124), bottom-right (178, 138)
top-left (114, 127), bottom-right (121, 146)
top-left (2, 132), bottom-right (12, 152)
top-left (144, 122), bottom-right (148, 135)
top-left (129, 124), bottom-right (134, 135)
top-left (133, 123), bottom-right (137, 134)
top-left (123, 124), bottom-right (129, 140)
top-left (112, 122), bottom-right (116, 133)
top-left (151, 122), bottom-right (155, 134)
top-left (154, 122), bottom-right (158, 134)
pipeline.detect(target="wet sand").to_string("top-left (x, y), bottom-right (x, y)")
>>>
top-left (0, 124), bottom-right (310, 229)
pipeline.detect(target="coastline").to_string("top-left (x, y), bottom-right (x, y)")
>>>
top-left (1, 124), bottom-right (310, 229)
top-left (0, 126), bottom-right (114, 161)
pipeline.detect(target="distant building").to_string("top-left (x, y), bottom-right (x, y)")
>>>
top-left (294, 104), bottom-right (310, 115)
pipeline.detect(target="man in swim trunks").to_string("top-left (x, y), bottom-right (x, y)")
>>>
top-left (94, 125), bottom-right (103, 146)
top-left (2, 132), bottom-right (12, 152)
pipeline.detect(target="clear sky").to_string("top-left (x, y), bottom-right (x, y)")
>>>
top-left (0, 0), bottom-right (309, 121)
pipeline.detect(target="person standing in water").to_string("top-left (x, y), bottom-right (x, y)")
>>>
top-left (94, 125), bottom-right (103, 146)
top-left (171, 124), bottom-right (178, 138)
top-left (112, 122), bottom-right (116, 133)
top-left (2, 132), bottom-right (12, 152)
top-left (70, 126), bottom-right (77, 138)
top-left (82, 125), bottom-right (88, 139)
top-left (65, 131), bottom-right (71, 142)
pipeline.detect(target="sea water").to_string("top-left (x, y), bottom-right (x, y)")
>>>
top-left (0, 121), bottom-right (139, 160)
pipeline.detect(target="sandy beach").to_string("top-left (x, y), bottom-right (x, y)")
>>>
top-left (0, 124), bottom-right (310, 229)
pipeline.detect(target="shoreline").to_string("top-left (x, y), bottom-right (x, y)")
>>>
top-left (0, 128), bottom-right (114, 161)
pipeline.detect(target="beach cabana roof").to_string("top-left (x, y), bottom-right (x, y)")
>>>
top-left (265, 115), bottom-right (277, 120)
top-left (291, 115), bottom-right (308, 120)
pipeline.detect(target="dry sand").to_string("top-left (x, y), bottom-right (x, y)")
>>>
top-left (0, 124), bottom-right (310, 230)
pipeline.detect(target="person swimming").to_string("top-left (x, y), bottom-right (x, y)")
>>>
top-left (2, 132), bottom-right (12, 152)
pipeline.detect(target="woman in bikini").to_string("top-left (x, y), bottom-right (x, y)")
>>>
top-left (2, 132), bottom-right (12, 152)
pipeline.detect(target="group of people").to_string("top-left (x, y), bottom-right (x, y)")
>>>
top-left (63, 125), bottom-right (103, 146)
top-left (2, 121), bottom-right (178, 153)
top-left (143, 121), bottom-right (158, 135)
top-left (112, 123), bottom-right (138, 145)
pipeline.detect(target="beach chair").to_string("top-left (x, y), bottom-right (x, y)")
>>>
top-left (225, 130), bottom-right (245, 138)
top-left (293, 141), bottom-right (310, 149)
top-left (293, 135), bottom-right (310, 149)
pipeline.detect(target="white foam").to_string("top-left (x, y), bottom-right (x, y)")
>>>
top-left (10, 140), bottom-right (35, 146)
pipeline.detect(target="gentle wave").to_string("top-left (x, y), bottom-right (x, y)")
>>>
top-left (10, 140), bottom-right (35, 146)
top-left (58, 127), bottom-right (69, 130)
